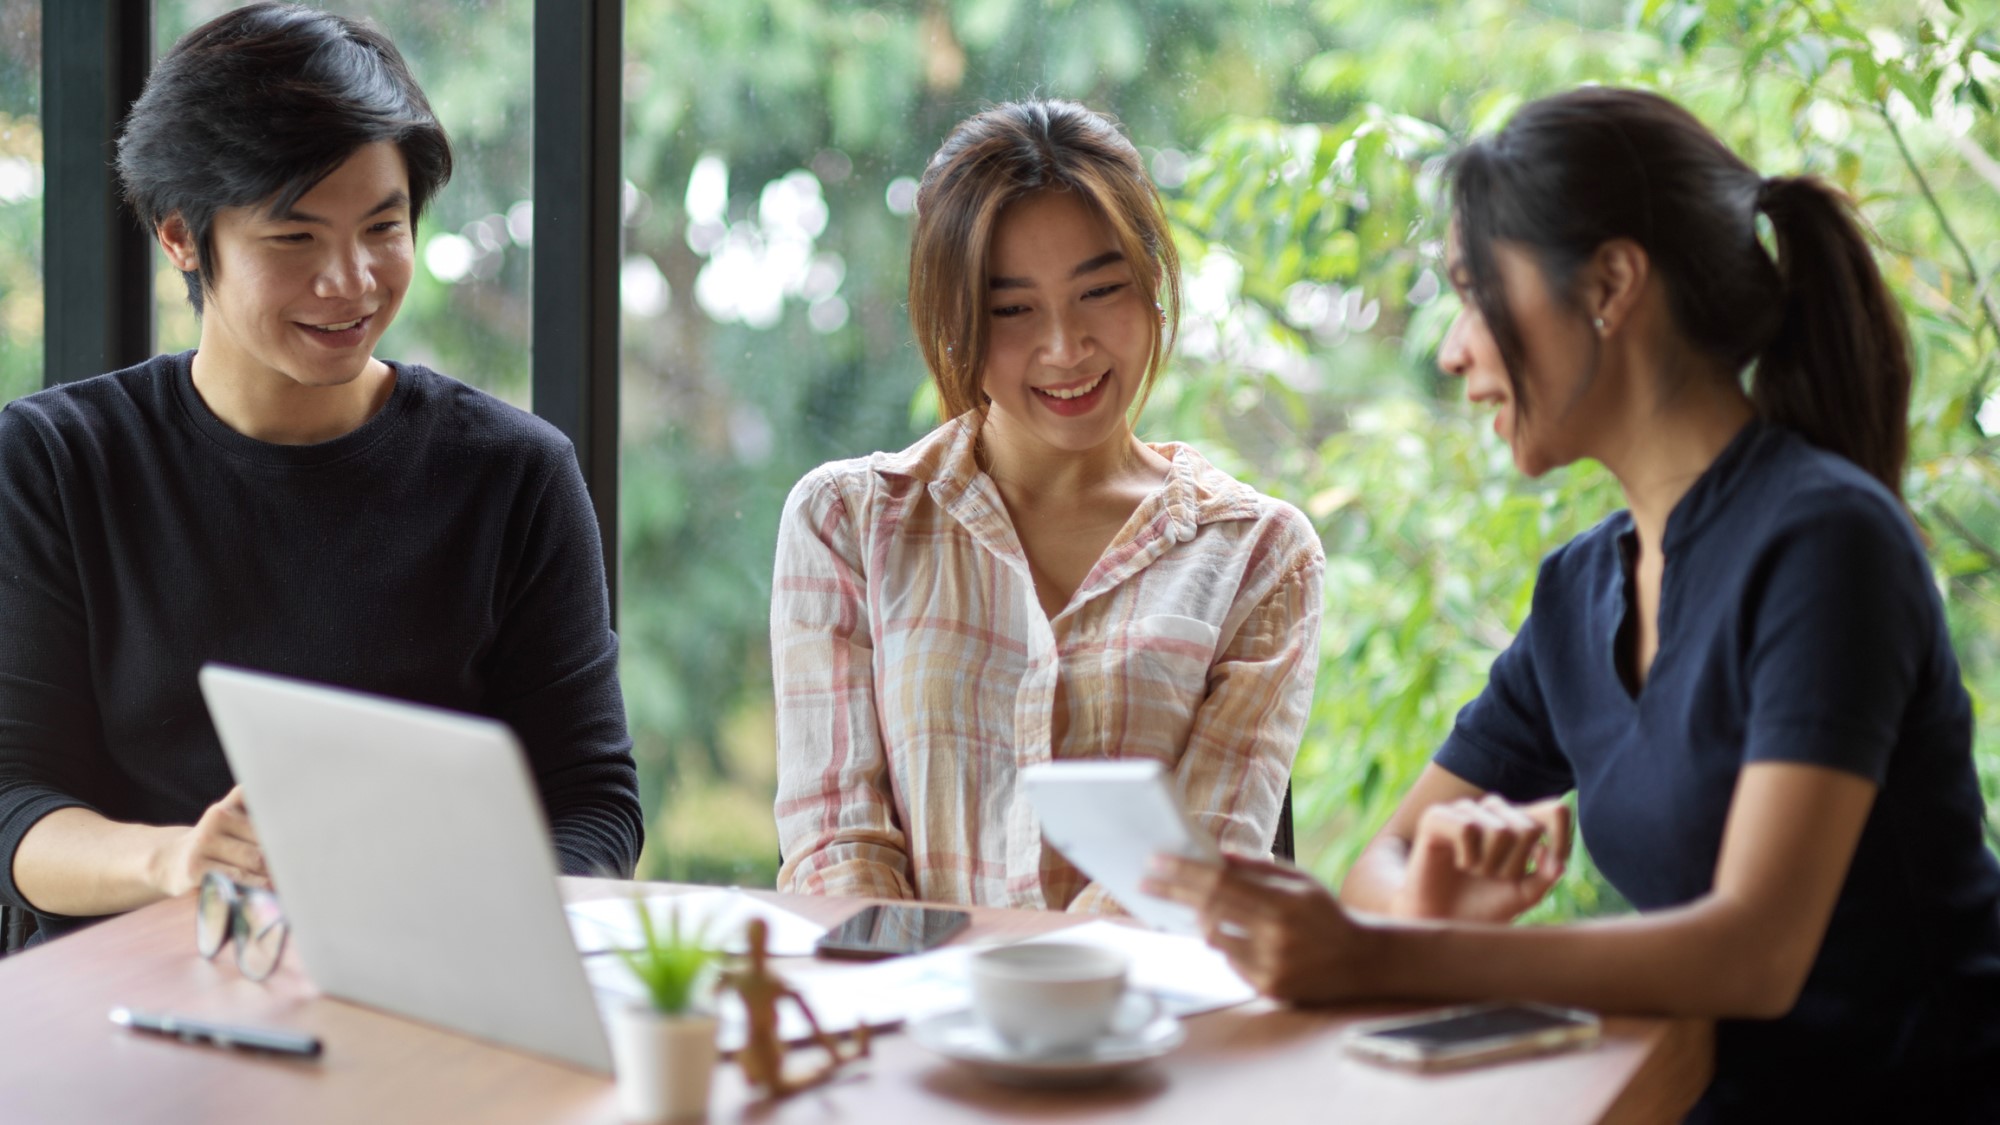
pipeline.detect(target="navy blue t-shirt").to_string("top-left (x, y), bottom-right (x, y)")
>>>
top-left (1436, 421), bottom-right (2000, 1122)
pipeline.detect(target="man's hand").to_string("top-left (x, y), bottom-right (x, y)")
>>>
top-left (1391, 794), bottom-right (1570, 923)
top-left (146, 785), bottom-right (267, 897)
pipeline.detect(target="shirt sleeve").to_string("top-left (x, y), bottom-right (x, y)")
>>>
top-left (1171, 534), bottom-right (1325, 861)
top-left (771, 470), bottom-right (915, 899)
top-left (1741, 497), bottom-right (1932, 784)
top-left (481, 442), bottom-right (643, 878)
top-left (1434, 606), bottom-right (1575, 802)
top-left (0, 407), bottom-right (109, 916)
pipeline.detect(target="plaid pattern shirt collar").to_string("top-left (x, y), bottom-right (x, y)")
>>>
top-left (882, 413), bottom-right (1268, 612)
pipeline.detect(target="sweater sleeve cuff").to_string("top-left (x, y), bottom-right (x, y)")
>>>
top-left (549, 805), bottom-right (644, 880)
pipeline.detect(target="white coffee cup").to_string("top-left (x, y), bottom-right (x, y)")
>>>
top-left (969, 942), bottom-right (1129, 1055)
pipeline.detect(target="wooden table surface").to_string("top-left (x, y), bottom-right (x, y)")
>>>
top-left (0, 878), bottom-right (1711, 1124)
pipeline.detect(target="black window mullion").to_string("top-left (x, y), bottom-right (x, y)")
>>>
top-left (41, 0), bottom-right (153, 387)
top-left (532, 0), bottom-right (623, 621)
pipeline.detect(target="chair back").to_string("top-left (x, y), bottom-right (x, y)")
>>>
top-left (1272, 783), bottom-right (1296, 863)
top-left (1, 903), bottom-right (36, 956)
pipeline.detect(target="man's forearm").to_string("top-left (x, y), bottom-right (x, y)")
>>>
top-left (13, 807), bottom-right (179, 917)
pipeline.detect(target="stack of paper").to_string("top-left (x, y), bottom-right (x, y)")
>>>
top-left (581, 930), bottom-right (972, 1053)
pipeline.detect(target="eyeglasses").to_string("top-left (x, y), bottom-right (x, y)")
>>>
top-left (195, 871), bottom-right (290, 982)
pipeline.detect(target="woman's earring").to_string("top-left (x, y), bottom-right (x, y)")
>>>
top-left (1592, 317), bottom-right (1607, 336)
top-left (1156, 301), bottom-right (1167, 327)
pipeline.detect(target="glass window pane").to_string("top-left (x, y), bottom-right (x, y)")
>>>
top-left (0, 0), bottom-right (41, 403)
top-left (154, 1), bottom-right (532, 406)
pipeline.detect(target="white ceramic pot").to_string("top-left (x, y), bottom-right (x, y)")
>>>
top-left (608, 1004), bottom-right (718, 1122)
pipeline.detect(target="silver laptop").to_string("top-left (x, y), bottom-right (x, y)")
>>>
top-left (197, 663), bottom-right (614, 1073)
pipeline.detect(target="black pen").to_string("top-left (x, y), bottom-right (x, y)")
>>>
top-left (109, 1007), bottom-right (323, 1059)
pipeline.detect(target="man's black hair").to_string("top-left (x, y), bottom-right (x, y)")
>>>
top-left (116, 2), bottom-right (453, 314)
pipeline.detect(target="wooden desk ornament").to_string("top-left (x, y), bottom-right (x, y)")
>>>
top-left (718, 918), bottom-right (870, 1097)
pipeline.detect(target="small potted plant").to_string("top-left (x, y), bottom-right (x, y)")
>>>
top-left (608, 899), bottom-right (723, 1122)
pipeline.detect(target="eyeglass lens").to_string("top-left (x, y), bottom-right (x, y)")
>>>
top-left (195, 871), bottom-right (238, 961)
top-left (235, 890), bottom-right (289, 982)
top-left (194, 871), bottom-right (289, 982)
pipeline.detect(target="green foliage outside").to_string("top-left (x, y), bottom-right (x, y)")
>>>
top-left (2, 1), bottom-right (1996, 919)
top-left (0, 1), bottom-right (39, 403)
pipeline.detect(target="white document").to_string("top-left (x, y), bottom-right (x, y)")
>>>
top-left (725, 920), bottom-right (1259, 1036)
top-left (585, 939), bottom-right (977, 1052)
top-left (566, 889), bottom-right (827, 958)
top-left (766, 945), bottom-right (980, 1035)
top-left (1023, 760), bottom-right (1221, 933)
top-left (688, 921), bottom-right (1253, 1048)
top-left (586, 914), bottom-right (1255, 1052)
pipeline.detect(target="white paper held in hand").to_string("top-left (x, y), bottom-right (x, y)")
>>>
top-left (1022, 760), bottom-right (1221, 934)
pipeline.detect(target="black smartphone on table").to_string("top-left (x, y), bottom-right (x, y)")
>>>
top-left (1342, 1002), bottom-right (1602, 1070)
top-left (812, 904), bottom-right (971, 960)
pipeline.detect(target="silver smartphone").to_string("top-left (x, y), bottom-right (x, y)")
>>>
top-left (1342, 1002), bottom-right (1602, 1070)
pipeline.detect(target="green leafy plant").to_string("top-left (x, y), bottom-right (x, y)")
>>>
top-left (615, 900), bottom-right (722, 1017)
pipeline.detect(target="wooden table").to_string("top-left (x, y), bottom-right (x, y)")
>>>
top-left (0, 879), bottom-right (1710, 1124)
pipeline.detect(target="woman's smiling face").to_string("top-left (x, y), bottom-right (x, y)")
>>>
top-left (1438, 234), bottom-right (1610, 478)
top-left (978, 189), bottom-right (1154, 457)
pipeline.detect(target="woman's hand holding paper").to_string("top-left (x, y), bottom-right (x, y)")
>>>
top-left (1143, 853), bottom-right (1370, 1006)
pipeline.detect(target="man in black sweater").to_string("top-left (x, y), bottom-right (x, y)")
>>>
top-left (0, 4), bottom-right (642, 944)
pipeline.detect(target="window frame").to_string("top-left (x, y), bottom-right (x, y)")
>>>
top-left (41, 0), bottom-right (153, 385)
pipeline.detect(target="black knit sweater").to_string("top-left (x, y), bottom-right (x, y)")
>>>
top-left (0, 352), bottom-right (642, 940)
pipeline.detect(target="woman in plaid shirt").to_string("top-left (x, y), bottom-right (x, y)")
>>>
top-left (771, 99), bottom-right (1324, 912)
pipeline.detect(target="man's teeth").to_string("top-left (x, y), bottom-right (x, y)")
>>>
top-left (311, 318), bottom-right (363, 332)
top-left (1038, 374), bottom-right (1104, 400)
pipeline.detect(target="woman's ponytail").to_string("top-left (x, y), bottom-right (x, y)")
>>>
top-left (1750, 176), bottom-right (1912, 498)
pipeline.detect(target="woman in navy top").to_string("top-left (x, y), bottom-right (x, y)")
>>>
top-left (1148, 87), bottom-right (2000, 1121)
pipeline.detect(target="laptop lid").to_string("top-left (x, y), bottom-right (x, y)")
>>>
top-left (197, 663), bottom-right (612, 1073)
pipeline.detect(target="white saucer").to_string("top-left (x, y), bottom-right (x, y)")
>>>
top-left (908, 992), bottom-right (1185, 1088)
